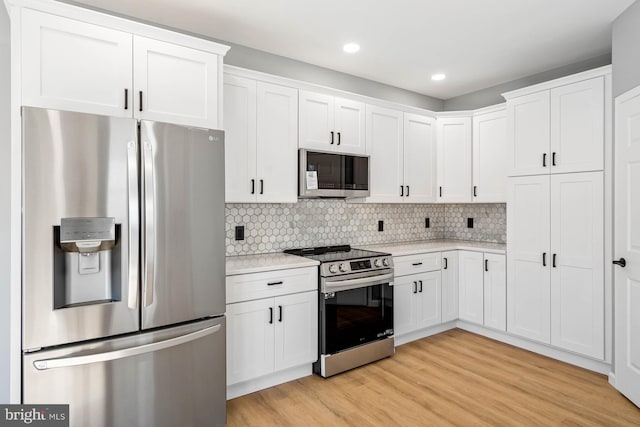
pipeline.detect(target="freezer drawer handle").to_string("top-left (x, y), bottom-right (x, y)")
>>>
top-left (32, 324), bottom-right (221, 370)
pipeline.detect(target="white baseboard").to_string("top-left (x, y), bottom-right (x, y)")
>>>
top-left (608, 372), bottom-right (616, 386)
top-left (227, 364), bottom-right (312, 400)
top-left (394, 321), bottom-right (457, 346)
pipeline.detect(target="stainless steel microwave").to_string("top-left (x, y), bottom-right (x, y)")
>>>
top-left (298, 149), bottom-right (370, 198)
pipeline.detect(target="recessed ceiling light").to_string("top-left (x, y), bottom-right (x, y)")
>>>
top-left (431, 73), bottom-right (446, 81)
top-left (343, 43), bottom-right (360, 53)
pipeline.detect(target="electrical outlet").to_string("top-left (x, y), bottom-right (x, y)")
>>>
top-left (378, 220), bottom-right (384, 232)
top-left (425, 217), bottom-right (430, 228)
top-left (235, 225), bottom-right (245, 240)
top-left (467, 218), bottom-right (474, 228)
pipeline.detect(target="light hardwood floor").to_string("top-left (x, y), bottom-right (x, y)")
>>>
top-left (226, 329), bottom-right (640, 426)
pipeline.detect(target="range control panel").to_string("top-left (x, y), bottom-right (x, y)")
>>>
top-left (320, 255), bottom-right (393, 277)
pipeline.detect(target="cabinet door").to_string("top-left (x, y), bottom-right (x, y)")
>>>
top-left (133, 36), bottom-right (220, 128)
top-left (484, 253), bottom-right (506, 331)
top-left (473, 109), bottom-right (507, 202)
top-left (437, 117), bottom-right (472, 202)
top-left (274, 291), bottom-right (318, 371)
top-left (416, 271), bottom-right (442, 329)
top-left (21, 9), bottom-right (132, 117)
top-left (366, 105), bottom-right (404, 203)
top-left (256, 82), bottom-right (298, 203)
top-left (299, 91), bottom-right (335, 150)
top-left (507, 91), bottom-right (550, 176)
top-left (226, 299), bottom-right (275, 385)
top-left (507, 175), bottom-right (551, 343)
top-left (223, 75), bottom-right (257, 202)
top-left (441, 251), bottom-right (459, 323)
top-left (550, 77), bottom-right (604, 174)
top-left (550, 172), bottom-right (604, 359)
top-left (458, 251), bottom-right (484, 324)
top-left (393, 276), bottom-right (418, 336)
top-left (334, 97), bottom-right (366, 154)
top-left (404, 113), bottom-right (437, 203)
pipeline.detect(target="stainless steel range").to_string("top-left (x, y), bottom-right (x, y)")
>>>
top-left (284, 246), bottom-right (394, 377)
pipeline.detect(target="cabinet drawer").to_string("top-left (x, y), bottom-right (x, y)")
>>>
top-left (226, 266), bottom-right (317, 303)
top-left (394, 252), bottom-right (442, 277)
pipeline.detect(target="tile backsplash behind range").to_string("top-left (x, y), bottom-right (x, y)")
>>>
top-left (226, 200), bottom-right (505, 256)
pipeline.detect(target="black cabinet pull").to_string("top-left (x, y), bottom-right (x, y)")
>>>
top-left (251, 179), bottom-right (255, 194)
top-left (613, 258), bottom-right (627, 268)
top-left (406, 186), bottom-right (410, 197)
top-left (542, 252), bottom-right (547, 266)
top-left (139, 91), bottom-right (143, 112)
top-left (473, 186), bottom-right (477, 197)
top-left (543, 153), bottom-right (547, 167)
top-left (124, 88), bottom-right (128, 110)
top-left (337, 132), bottom-right (341, 145)
top-left (267, 281), bottom-right (283, 286)
top-left (412, 262), bottom-right (423, 266)
top-left (552, 152), bottom-right (557, 166)
top-left (552, 253), bottom-right (557, 268)
top-left (412, 282), bottom-right (417, 294)
top-left (330, 131), bottom-right (334, 144)
top-left (485, 259), bottom-right (489, 272)
top-left (439, 187), bottom-right (443, 197)
top-left (268, 307), bottom-right (273, 324)
top-left (278, 305), bottom-right (283, 322)
top-left (260, 179), bottom-right (264, 195)
top-left (419, 280), bottom-right (423, 293)
top-left (443, 258), bottom-right (448, 270)
top-left (400, 186), bottom-right (404, 197)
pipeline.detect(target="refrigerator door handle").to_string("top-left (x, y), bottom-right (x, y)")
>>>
top-left (33, 324), bottom-right (221, 370)
top-left (126, 140), bottom-right (139, 310)
top-left (143, 141), bottom-right (155, 307)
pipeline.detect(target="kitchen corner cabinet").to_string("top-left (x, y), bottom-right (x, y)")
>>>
top-left (441, 251), bottom-right (459, 323)
top-left (298, 91), bottom-right (365, 154)
top-left (472, 108), bottom-right (507, 202)
top-left (224, 74), bottom-right (298, 203)
top-left (436, 116), bottom-right (472, 202)
top-left (506, 76), bottom-right (604, 177)
top-left (226, 267), bottom-right (317, 387)
top-left (507, 172), bottom-right (604, 359)
top-left (21, 8), bottom-right (223, 128)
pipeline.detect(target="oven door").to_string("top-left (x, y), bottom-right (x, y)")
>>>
top-left (320, 281), bottom-right (393, 355)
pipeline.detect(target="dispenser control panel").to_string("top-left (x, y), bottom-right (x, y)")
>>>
top-left (60, 217), bottom-right (115, 243)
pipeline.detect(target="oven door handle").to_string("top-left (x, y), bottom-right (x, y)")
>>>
top-left (323, 272), bottom-right (394, 293)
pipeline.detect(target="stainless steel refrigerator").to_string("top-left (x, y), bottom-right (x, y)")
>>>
top-left (21, 107), bottom-right (226, 427)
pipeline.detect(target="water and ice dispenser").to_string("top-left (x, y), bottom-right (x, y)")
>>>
top-left (53, 217), bottom-right (121, 308)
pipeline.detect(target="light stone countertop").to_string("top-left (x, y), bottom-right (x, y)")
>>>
top-left (355, 239), bottom-right (506, 256)
top-left (226, 252), bottom-right (319, 276)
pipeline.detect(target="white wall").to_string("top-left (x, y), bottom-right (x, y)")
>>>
top-left (0, 1), bottom-right (12, 404)
top-left (612, 0), bottom-right (640, 97)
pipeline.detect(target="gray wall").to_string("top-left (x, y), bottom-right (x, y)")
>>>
top-left (443, 54), bottom-right (612, 111)
top-left (612, 0), bottom-right (640, 97)
top-left (0, 3), bottom-right (11, 404)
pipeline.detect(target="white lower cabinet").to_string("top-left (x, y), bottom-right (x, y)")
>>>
top-left (226, 267), bottom-right (317, 394)
top-left (441, 251), bottom-right (459, 323)
top-left (458, 251), bottom-right (485, 324)
top-left (483, 253), bottom-right (507, 331)
top-left (394, 271), bottom-right (441, 336)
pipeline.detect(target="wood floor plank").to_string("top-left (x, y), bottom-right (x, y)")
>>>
top-left (226, 329), bottom-right (640, 426)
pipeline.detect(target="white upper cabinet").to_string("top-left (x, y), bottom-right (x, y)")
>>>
top-left (299, 91), bottom-right (365, 154)
top-left (21, 9), bottom-right (133, 117)
top-left (365, 105), bottom-right (404, 203)
top-left (21, 8), bottom-right (225, 128)
top-left (404, 113), bottom-right (438, 203)
top-left (437, 116), bottom-right (472, 202)
top-left (224, 74), bottom-right (298, 203)
top-left (473, 108), bottom-right (507, 202)
top-left (506, 73), bottom-right (606, 176)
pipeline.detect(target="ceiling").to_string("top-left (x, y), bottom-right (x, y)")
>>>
top-left (71, 0), bottom-right (634, 100)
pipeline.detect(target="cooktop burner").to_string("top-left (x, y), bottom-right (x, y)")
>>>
top-left (284, 245), bottom-right (389, 263)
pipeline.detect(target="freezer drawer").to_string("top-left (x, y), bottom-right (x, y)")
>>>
top-left (23, 317), bottom-right (226, 427)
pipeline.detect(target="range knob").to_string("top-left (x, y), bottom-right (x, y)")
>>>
top-left (382, 258), bottom-right (389, 267)
top-left (329, 264), bottom-right (338, 274)
top-left (339, 263), bottom-right (348, 272)
top-left (374, 259), bottom-right (383, 268)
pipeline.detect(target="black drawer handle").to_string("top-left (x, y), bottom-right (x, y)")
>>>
top-left (278, 305), bottom-right (283, 322)
top-left (267, 281), bottom-right (283, 286)
top-left (418, 280), bottom-right (423, 293)
top-left (412, 282), bottom-right (417, 294)
top-left (268, 307), bottom-right (273, 324)
top-left (412, 262), bottom-right (423, 266)
top-left (443, 258), bottom-right (448, 269)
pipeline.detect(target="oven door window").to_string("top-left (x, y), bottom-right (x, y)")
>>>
top-left (322, 283), bottom-right (393, 354)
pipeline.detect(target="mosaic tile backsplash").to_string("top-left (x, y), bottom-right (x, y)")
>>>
top-left (225, 200), bottom-right (506, 256)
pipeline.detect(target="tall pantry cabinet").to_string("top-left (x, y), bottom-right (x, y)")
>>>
top-left (504, 67), bottom-right (610, 360)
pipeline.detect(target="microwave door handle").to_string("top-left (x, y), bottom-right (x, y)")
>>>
top-left (323, 272), bottom-right (394, 293)
top-left (143, 141), bottom-right (155, 307)
top-left (126, 140), bottom-right (139, 310)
